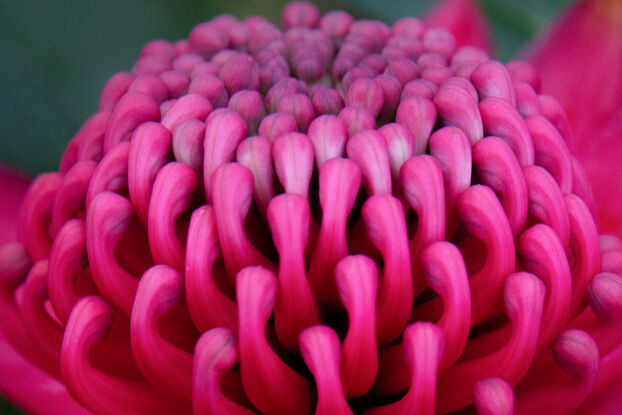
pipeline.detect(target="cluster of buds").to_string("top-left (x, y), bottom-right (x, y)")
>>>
top-left (2, 1), bottom-right (622, 414)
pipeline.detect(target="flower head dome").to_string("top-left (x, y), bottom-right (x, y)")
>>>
top-left (2, 1), bottom-right (622, 414)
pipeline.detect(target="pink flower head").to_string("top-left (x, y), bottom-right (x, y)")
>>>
top-left (2, 1), bottom-right (622, 414)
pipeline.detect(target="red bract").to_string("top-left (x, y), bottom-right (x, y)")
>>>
top-left (426, 0), bottom-right (494, 54)
top-left (525, 0), bottom-right (622, 241)
top-left (1, 1), bottom-right (622, 414)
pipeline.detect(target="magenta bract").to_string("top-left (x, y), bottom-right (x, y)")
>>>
top-left (1, 1), bottom-right (622, 414)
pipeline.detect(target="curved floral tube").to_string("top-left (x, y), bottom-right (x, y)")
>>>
top-left (377, 123), bottom-right (414, 186)
top-left (457, 185), bottom-right (515, 325)
top-left (267, 193), bottom-right (320, 350)
top-left (525, 115), bottom-right (573, 194)
top-left (308, 157), bottom-right (361, 309)
top-left (192, 327), bottom-right (256, 414)
top-left (148, 162), bottom-right (197, 270)
top-left (474, 377), bottom-right (514, 415)
top-left (364, 197), bottom-right (413, 339)
top-left (185, 205), bottom-right (238, 333)
top-left (258, 112), bottom-right (297, 143)
top-left (17, 173), bottom-right (61, 261)
top-left (47, 219), bottom-right (92, 325)
top-left (102, 92), bottom-right (160, 153)
top-left (173, 119), bottom-right (205, 172)
top-left (517, 224), bottom-right (571, 352)
top-left (58, 110), bottom-right (108, 175)
top-left (86, 191), bottom-right (141, 317)
top-left (272, 132), bottom-right (315, 198)
top-left (514, 329), bottom-right (599, 414)
top-left (300, 325), bottom-right (353, 415)
top-left (401, 154), bottom-right (445, 295)
top-left (236, 266), bottom-right (314, 414)
top-left (435, 272), bottom-right (545, 413)
top-left (130, 265), bottom-right (197, 401)
top-left (335, 255), bottom-right (379, 398)
top-left (161, 94), bottom-right (212, 134)
top-left (236, 136), bottom-right (275, 215)
top-left (396, 96), bottom-right (437, 155)
top-left (433, 77), bottom-right (483, 144)
top-left (523, 166), bottom-right (570, 250)
top-left (20, 260), bottom-right (63, 378)
top-left (479, 97), bottom-right (534, 167)
top-left (428, 126), bottom-right (471, 237)
top-left (307, 115), bottom-right (347, 168)
top-left (61, 295), bottom-right (190, 414)
top-left (51, 161), bottom-right (96, 236)
top-left (203, 109), bottom-right (247, 204)
top-left (211, 163), bottom-right (275, 279)
top-left (347, 130), bottom-right (392, 196)
top-left (365, 322), bottom-right (444, 415)
top-left (565, 194), bottom-right (601, 318)
top-left (128, 121), bottom-right (172, 225)
top-left (415, 241), bottom-right (471, 371)
top-left (85, 141), bottom-right (131, 208)
top-left (472, 136), bottom-right (527, 237)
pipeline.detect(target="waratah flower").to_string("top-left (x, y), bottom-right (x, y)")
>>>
top-left (2, 0), bottom-right (622, 413)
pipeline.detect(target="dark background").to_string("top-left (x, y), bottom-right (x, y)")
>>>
top-left (0, 0), bottom-right (572, 413)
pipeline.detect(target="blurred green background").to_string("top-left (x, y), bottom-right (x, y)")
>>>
top-left (0, 0), bottom-right (572, 413)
